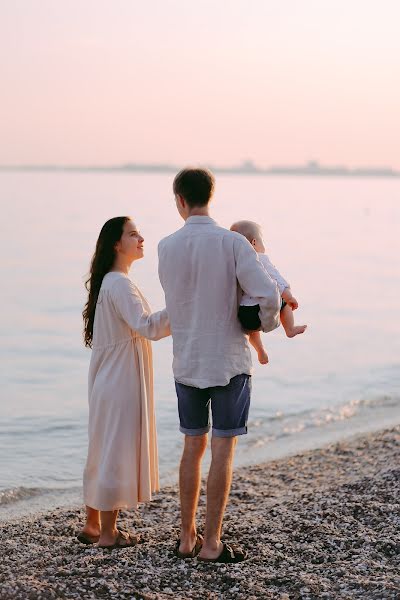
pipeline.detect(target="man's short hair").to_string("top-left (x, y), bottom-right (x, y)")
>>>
top-left (173, 168), bottom-right (215, 208)
top-left (230, 220), bottom-right (261, 243)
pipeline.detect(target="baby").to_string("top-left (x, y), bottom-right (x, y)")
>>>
top-left (230, 220), bottom-right (307, 364)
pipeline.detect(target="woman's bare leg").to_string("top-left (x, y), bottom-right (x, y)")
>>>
top-left (98, 510), bottom-right (119, 546)
top-left (81, 505), bottom-right (101, 539)
top-left (281, 305), bottom-right (307, 338)
top-left (248, 331), bottom-right (269, 364)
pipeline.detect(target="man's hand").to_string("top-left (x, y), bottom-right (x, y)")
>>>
top-left (281, 288), bottom-right (298, 310)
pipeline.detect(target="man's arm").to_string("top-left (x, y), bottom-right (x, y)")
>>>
top-left (234, 237), bottom-right (281, 333)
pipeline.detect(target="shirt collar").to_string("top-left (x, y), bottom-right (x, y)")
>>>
top-left (184, 216), bottom-right (217, 226)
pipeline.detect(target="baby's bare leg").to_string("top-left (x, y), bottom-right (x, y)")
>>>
top-left (281, 305), bottom-right (307, 338)
top-left (249, 331), bottom-right (269, 364)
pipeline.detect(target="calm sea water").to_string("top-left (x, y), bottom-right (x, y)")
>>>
top-left (1, 172), bottom-right (399, 519)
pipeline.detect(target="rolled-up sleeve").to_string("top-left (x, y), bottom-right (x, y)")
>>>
top-left (111, 278), bottom-right (170, 341)
top-left (235, 238), bottom-right (281, 333)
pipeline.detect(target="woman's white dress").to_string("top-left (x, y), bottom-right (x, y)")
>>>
top-left (83, 271), bottom-right (170, 511)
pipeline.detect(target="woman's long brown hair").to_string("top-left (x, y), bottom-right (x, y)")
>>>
top-left (83, 216), bottom-right (130, 348)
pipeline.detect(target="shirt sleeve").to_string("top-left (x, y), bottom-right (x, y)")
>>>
top-left (111, 277), bottom-right (170, 341)
top-left (234, 238), bottom-right (281, 333)
top-left (260, 254), bottom-right (290, 294)
top-left (157, 239), bottom-right (165, 291)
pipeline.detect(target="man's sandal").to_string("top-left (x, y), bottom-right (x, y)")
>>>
top-left (197, 543), bottom-right (247, 563)
top-left (174, 534), bottom-right (203, 559)
top-left (76, 531), bottom-right (100, 545)
top-left (98, 530), bottom-right (140, 550)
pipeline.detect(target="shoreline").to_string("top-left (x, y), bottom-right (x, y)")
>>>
top-left (1, 426), bottom-right (399, 599)
top-left (2, 402), bottom-right (399, 524)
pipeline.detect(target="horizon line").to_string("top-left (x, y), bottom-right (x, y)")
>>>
top-left (0, 160), bottom-right (399, 178)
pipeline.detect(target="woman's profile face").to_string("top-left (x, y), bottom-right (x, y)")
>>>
top-left (116, 220), bottom-right (144, 262)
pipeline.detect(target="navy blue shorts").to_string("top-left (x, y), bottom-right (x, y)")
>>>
top-left (175, 374), bottom-right (252, 438)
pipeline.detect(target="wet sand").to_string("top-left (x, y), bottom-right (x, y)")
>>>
top-left (0, 426), bottom-right (399, 599)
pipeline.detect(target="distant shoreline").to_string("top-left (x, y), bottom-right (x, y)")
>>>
top-left (1, 162), bottom-right (399, 179)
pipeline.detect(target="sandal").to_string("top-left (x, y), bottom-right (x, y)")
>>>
top-left (98, 530), bottom-right (140, 550)
top-left (197, 543), bottom-right (247, 563)
top-left (174, 534), bottom-right (203, 559)
top-left (76, 531), bottom-right (100, 545)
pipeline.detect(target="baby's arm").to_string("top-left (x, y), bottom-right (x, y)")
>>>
top-left (260, 254), bottom-right (289, 294)
top-left (260, 254), bottom-right (306, 337)
top-left (260, 254), bottom-right (299, 310)
top-left (281, 288), bottom-right (298, 310)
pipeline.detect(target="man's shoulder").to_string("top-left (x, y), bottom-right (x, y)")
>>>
top-left (224, 229), bottom-right (255, 255)
top-left (258, 253), bottom-right (271, 266)
top-left (228, 229), bottom-right (250, 244)
top-left (195, 223), bottom-right (249, 245)
top-left (158, 228), bottom-right (184, 250)
top-left (158, 223), bottom-right (250, 250)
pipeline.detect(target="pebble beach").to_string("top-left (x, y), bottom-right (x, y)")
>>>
top-left (0, 426), bottom-right (399, 600)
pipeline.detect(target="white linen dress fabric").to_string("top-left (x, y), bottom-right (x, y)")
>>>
top-left (83, 272), bottom-right (170, 512)
top-left (240, 252), bottom-right (289, 306)
top-left (158, 216), bottom-right (281, 389)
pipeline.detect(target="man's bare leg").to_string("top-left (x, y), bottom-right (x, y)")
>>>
top-left (81, 505), bottom-right (101, 539)
top-left (179, 433), bottom-right (208, 554)
top-left (249, 330), bottom-right (269, 364)
top-left (280, 304), bottom-right (307, 338)
top-left (198, 436), bottom-right (237, 559)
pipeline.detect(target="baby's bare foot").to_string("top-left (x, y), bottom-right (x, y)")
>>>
top-left (286, 324), bottom-right (307, 338)
top-left (257, 349), bottom-right (269, 364)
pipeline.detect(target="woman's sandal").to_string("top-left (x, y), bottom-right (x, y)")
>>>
top-left (174, 534), bottom-right (203, 559)
top-left (98, 530), bottom-right (140, 550)
top-left (76, 531), bottom-right (100, 545)
top-left (197, 543), bottom-right (247, 563)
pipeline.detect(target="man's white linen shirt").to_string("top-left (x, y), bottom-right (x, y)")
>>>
top-left (158, 216), bottom-right (281, 388)
top-left (240, 253), bottom-right (289, 306)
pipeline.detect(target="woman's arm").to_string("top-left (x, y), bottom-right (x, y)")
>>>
top-left (111, 277), bottom-right (170, 340)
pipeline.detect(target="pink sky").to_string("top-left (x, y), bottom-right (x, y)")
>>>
top-left (1, 1), bottom-right (399, 168)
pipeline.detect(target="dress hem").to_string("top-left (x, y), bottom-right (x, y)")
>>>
top-left (83, 488), bottom-right (160, 512)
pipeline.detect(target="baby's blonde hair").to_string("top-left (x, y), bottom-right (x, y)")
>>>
top-left (230, 220), bottom-right (262, 243)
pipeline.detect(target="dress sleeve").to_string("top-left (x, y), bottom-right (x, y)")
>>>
top-left (111, 277), bottom-right (170, 341)
top-left (234, 238), bottom-right (281, 333)
top-left (261, 254), bottom-right (290, 294)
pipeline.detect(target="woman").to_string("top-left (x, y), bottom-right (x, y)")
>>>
top-left (78, 216), bottom-right (170, 549)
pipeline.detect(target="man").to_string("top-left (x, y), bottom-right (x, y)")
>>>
top-left (158, 168), bottom-right (280, 563)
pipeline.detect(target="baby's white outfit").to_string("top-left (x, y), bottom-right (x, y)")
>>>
top-left (240, 253), bottom-right (289, 306)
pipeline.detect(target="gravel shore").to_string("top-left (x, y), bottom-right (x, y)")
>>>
top-left (1, 426), bottom-right (399, 600)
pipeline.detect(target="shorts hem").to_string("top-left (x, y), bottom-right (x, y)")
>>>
top-left (212, 426), bottom-right (248, 438)
top-left (179, 425), bottom-right (210, 436)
